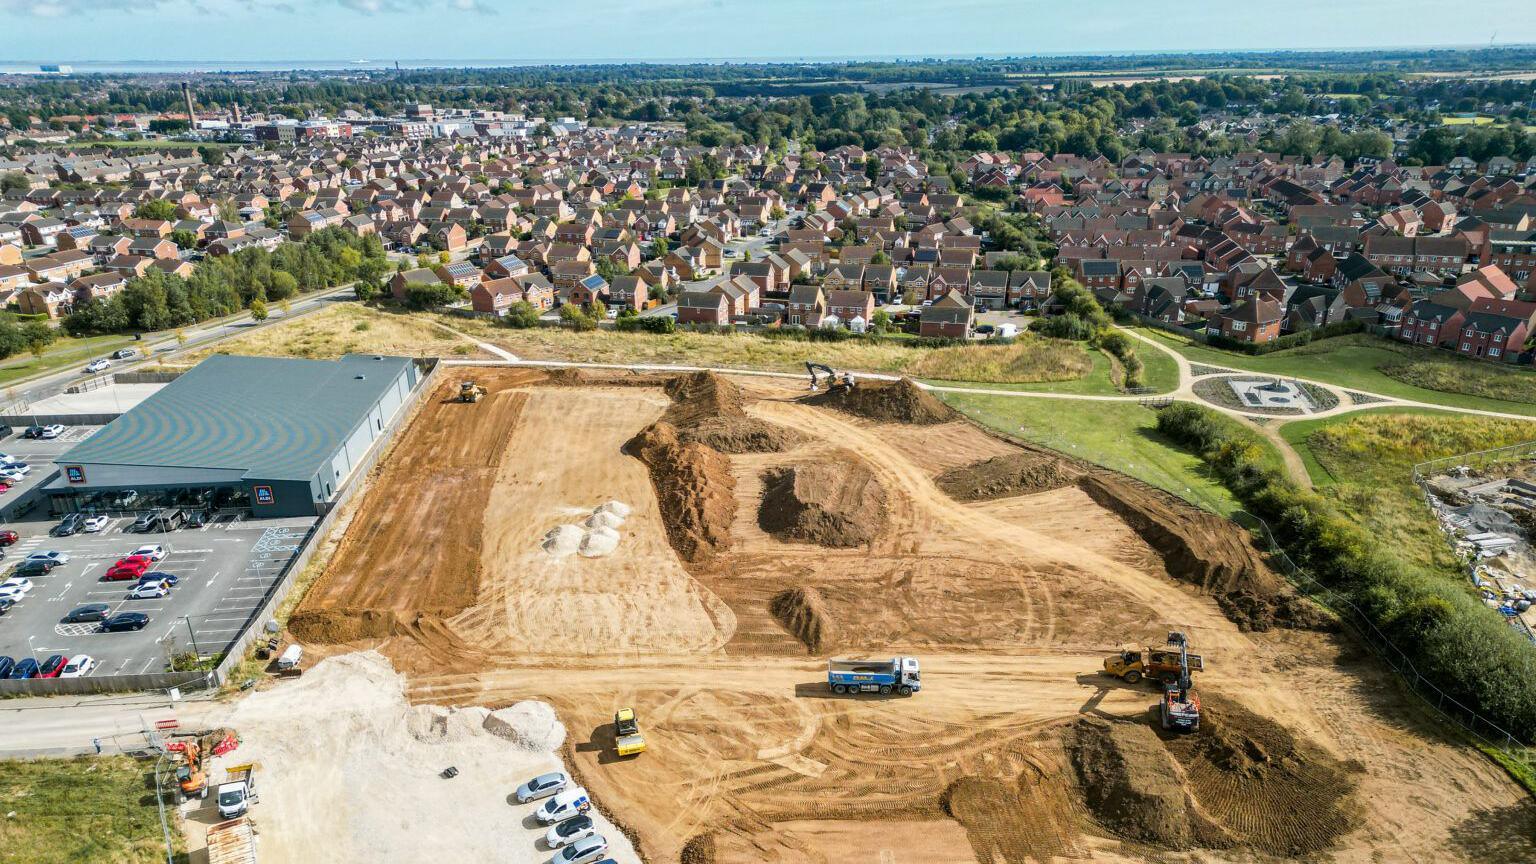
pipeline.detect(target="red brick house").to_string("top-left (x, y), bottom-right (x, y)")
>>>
top-left (677, 289), bottom-right (729, 326)
top-left (919, 291), bottom-right (974, 338)
top-left (1208, 296), bottom-right (1282, 344)
top-left (1455, 310), bottom-right (1528, 362)
top-left (1398, 300), bottom-right (1465, 348)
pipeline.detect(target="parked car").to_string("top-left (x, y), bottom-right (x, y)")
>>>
top-left (13, 560), bottom-right (56, 578)
top-left (0, 530), bottom-right (17, 546)
top-left (26, 551), bottom-right (70, 566)
top-left (81, 515), bottom-right (109, 533)
top-left (63, 604), bottom-right (110, 623)
top-left (128, 581), bottom-right (170, 600)
top-left (0, 424), bottom-right (11, 438)
top-left (0, 657), bottom-right (15, 678)
top-left (186, 510), bottom-right (210, 529)
top-left (138, 572), bottom-right (179, 587)
top-left (21, 426), bottom-right (43, 439)
top-left (9, 658), bottom-right (39, 679)
top-left (51, 514), bottom-right (84, 537)
top-left (131, 545), bottom-right (168, 562)
top-left (516, 771), bottom-right (569, 803)
top-left (0, 578), bottom-right (34, 602)
top-left (548, 835), bottom-right (608, 864)
top-left (101, 612), bottom-right (150, 632)
top-left (58, 655), bottom-right (95, 678)
top-left (545, 815), bottom-right (598, 849)
top-left (84, 359), bottom-right (111, 374)
top-left (38, 425), bottom-right (64, 439)
top-left (38, 654), bottom-right (68, 678)
top-left (0, 598), bottom-right (13, 616)
top-left (535, 788), bottom-right (592, 824)
top-left (132, 511), bottom-right (161, 532)
top-left (110, 348), bottom-right (140, 361)
top-left (104, 557), bottom-right (151, 581)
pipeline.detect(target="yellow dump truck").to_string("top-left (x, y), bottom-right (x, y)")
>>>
top-left (1103, 638), bottom-right (1205, 685)
top-left (614, 708), bottom-right (646, 757)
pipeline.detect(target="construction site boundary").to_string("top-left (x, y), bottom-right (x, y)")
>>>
top-left (1235, 510), bottom-right (1536, 771)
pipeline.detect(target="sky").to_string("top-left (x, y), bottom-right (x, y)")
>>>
top-left (2, 0), bottom-right (1534, 65)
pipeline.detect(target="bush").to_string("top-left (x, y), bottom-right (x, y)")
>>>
top-left (1156, 402), bottom-right (1536, 741)
top-left (503, 301), bottom-right (541, 329)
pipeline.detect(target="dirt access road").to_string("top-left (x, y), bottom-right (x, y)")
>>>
top-left (292, 370), bottom-right (1533, 864)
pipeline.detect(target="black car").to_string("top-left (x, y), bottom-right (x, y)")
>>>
top-left (101, 612), bottom-right (150, 632)
top-left (63, 603), bottom-right (111, 624)
top-left (138, 572), bottom-right (179, 587)
top-left (0, 598), bottom-right (13, 616)
top-left (0, 657), bottom-right (14, 678)
top-left (14, 560), bottom-right (55, 578)
top-left (22, 426), bottom-right (44, 439)
top-left (9, 658), bottom-right (38, 679)
top-left (0, 424), bottom-right (12, 438)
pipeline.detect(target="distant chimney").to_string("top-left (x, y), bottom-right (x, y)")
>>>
top-left (232, 102), bottom-right (242, 124)
top-left (180, 81), bottom-right (196, 126)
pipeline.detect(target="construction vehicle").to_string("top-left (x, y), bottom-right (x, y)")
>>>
top-left (1158, 632), bottom-right (1201, 732)
top-left (613, 707), bottom-right (646, 757)
top-left (216, 763), bottom-right (258, 819)
top-left (804, 362), bottom-right (856, 393)
top-left (458, 381), bottom-right (487, 403)
top-left (827, 657), bottom-right (921, 696)
top-left (1103, 637), bottom-right (1206, 685)
top-left (173, 738), bottom-right (209, 801)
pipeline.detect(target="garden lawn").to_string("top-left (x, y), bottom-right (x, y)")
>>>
top-left (937, 392), bottom-right (1250, 516)
top-left (0, 756), bottom-right (184, 864)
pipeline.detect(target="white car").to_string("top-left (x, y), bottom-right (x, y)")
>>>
top-left (130, 545), bottom-right (168, 562)
top-left (39, 424), bottom-right (64, 439)
top-left (0, 463), bottom-right (30, 477)
top-left (26, 551), bottom-right (69, 565)
top-left (84, 359), bottom-right (111, 374)
top-left (548, 835), bottom-right (607, 864)
top-left (0, 578), bottom-right (33, 601)
top-left (59, 654), bottom-right (95, 678)
top-left (128, 581), bottom-right (170, 600)
top-left (82, 515), bottom-right (110, 533)
top-left (535, 788), bottom-right (591, 824)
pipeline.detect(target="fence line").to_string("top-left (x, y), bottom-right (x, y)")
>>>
top-left (1233, 510), bottom-right (1535, 768)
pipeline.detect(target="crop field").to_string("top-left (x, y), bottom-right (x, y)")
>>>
top-left (265, 368), bottom-right (1536, 864)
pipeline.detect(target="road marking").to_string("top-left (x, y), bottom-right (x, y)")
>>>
top-left (139, 658), bottom-right (159, 674)
top-left (49, 581), bottom-right (72, 601)
top-left (205, 570), bottom-right (221, 588)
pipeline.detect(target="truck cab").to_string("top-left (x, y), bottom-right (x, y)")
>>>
top-left (216, 764), bottom-right (257, 819)
top-left (827, 656), bottom-right (921, 696)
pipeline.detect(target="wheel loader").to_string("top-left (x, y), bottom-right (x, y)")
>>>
top-left (458, 381), bottom-right (487, 403)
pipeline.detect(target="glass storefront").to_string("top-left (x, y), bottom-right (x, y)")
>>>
top-left (47, 484), bottom-right (251, 517)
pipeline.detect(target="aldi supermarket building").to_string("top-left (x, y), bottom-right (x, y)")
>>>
top-left (47, 353), bottom-right (423, 518)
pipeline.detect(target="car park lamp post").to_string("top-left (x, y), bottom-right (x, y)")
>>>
top-left (180, 615), bottom-right (202, 660)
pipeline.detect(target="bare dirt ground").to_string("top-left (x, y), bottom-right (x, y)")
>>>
top-left (287, 369), bottom-right (1533, 864)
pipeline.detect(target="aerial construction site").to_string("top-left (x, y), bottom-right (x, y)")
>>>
top-left (271, 366), bottom-right (1528, 864)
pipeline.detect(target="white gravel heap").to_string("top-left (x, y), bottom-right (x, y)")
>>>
top-left (483, 701), bottom-right (567, 752)
top-left (596, 500), bottom-right (632, 519)
top-left (542, 524), bottom-right (584, 557)
top-left (580, 526), bottom-right (620, 557)
top-left (544, 502), bottom-right (631, 558)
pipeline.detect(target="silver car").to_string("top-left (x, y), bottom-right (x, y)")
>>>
top-left (548, 835), bottom-right (607, 864)
top-left (516, 771), bottom-right (568, 803)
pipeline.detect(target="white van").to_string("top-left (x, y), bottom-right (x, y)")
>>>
top-left (535, 787), bottom-right (592, 824)
top-left (276, 644), bottom-right (303, 671)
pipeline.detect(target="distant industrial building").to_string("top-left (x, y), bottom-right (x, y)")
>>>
top-left (49, 354), bottom-right (423, 518)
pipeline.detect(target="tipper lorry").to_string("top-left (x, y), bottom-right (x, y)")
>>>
top-left (827, 657), bottom-right (921, 696)
top-left (216, 763), bottom-right (258, 819)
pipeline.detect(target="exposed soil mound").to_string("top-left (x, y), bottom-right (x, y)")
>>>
top-left (543, 367), bottom-right (670, 388)
top-left (937, 452), bottom-right (1083, 501)
top-left (1079, 475), bottom-right (1328, 632)
top-left (678, 832), bottom-right (716, 864)
top-left (805, 377), bottom-right (954, 425)
top-left (1165, 694), bottom-right (1362, 857)
top-left (289, 608), bottom-right (407, 644)
top-left (758, 457), bottom-right (888, 547)
top-left (1067, 718), bottom-right (1193, 846)
top-left (943, 766), bottom-right (1077, 864)
top-left (662, 371), bottom-right (801, 453)
top-left (768, 586), bottom-right (838, 653)
top-left (624, 420), bottom-right (736, 563)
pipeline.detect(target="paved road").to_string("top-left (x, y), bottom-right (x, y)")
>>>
top-left (0, 688), bottom-right (219, 756)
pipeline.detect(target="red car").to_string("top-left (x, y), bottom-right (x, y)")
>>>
top-left (37, 654), bottom-right (67, 679)
top-left (103, 556), bottom-right (152, 581)
top-left (0, 530), bottom-right (15, 546)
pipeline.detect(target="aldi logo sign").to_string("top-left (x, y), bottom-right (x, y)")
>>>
top-left (64, 465), bottom-right (85, 483)
top-left (254, 485), bottom-right (275, 505)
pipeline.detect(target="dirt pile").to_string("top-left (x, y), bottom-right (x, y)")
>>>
top-left (758, 457), bottom-right (888, 547)
top-left (678, 833), bottom-right (715, 864)
top-left (1166, 694), bottom-right (1362, 857)
top-left (483, 701), bottom-right (567, 752)
top-left (1067, 718), bottom-right (1195, 846)
top-left (542, 367), bottom-right (670, 388)
top-left (660, 371), bottom-right (802, 453)
top-left (1079, 475), bottom-right (1328, 632)
top-left (937, 452), bottom-right (1083, 501)
top-left (624, 421), bottom-right (736, 563)
top-left (943, 765), bottom-right (1077, 864)
top-left (805, 377), bottom-right (955, 424)
top-left (768, 586), bottom-right (838, 653)
top-left (289, 608), bottom-right (408, 643)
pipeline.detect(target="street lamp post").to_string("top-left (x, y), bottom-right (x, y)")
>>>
top-left (180, 615), bottom-right (202, 660)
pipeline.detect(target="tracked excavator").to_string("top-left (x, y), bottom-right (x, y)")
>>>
top-left (459, 381), bottom-right (488, 403)
top-left (1159, 631), bottom-right (1201, 732)
top-left (805, 361), bottom-right (856, 392)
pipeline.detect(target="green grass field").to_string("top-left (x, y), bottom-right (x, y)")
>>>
top-left (0, 756), bottom-right (185, 864)
top-left (936, 392), bottom-right (1250, 515)
top-left (0, 334), bottom-right (137, 389)
top-left (1135, 328), bottom-right (1536, 416)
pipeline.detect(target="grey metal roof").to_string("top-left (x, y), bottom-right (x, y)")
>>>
top-left (59, 353), bottom-right (412, 482)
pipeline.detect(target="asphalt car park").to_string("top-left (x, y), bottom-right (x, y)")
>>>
top-left (0, 512), bottom-right (315, 677)
top-left (0, 424), bottom-right (100, 517)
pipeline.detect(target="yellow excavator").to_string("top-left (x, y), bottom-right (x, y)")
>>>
top-left (459, 381), bottom-right (488, 403)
